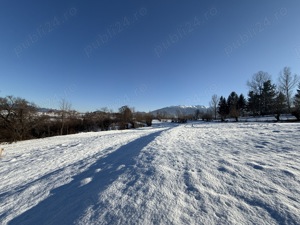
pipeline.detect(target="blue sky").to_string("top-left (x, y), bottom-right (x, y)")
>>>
top-left (1, 0), bottom-right (300, 112)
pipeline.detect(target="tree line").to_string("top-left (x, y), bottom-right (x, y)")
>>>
top-left (211, 67), bottom-right (300, 122)
top-left (1, 66), bottom-right (299, 142)
top-left (0, 97), bottom-right (153, 143)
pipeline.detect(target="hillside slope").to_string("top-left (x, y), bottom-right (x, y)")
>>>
top-left (1, 122), bottom-right (300, 225)
top-left (151, 105), bottom-right (207, 117)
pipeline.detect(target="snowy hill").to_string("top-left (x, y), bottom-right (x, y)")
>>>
top-left (151, 105), bottom-right (208, 117)
top-left (1, 122), bottom-right (300, 224)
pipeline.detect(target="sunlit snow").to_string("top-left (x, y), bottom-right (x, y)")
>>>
top-left (1, 122), bottom-right (300, 225)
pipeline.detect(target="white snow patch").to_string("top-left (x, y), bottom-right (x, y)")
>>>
top-left (80, 177), bottom-right (93, 187)
top-left (116, 164), bottom-right (126, 171)
top-left (95, 168), bottom-right (102, 173)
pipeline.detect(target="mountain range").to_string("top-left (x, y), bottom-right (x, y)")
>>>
top-left (37, 105), bottom-right (209, 117)
top-left (150, 105), bottom-right (208, 117)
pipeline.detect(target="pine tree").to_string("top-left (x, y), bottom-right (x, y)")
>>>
top-left (292, 83), bottom-right (300, 120)
top-left (261, 80), bottom-right (276, 115)
top-left (217, 96), bottom-right (229, 122)
top-left (294, 83), bottom-right (300, 109)
top-left (274, 92), bottom-right (287, 121)
top-left (247, 91), bottom-right (260, 116)
top-left (227, 92), bottom-right (239, 121)
top-left (247, 71), bottom-right (271, 114)
top-left (237, 94), bottom-right (247, 116)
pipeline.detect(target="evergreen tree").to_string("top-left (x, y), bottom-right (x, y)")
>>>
top-left (294, 82), bottom-right (300, 109)
top-left (237, 94), bottom-right (246, 116)
top-left (292, 83), bottom-right (300, 120)
top-left (261, 80), bottom-right (276, 115)
top-left (274, 92), bottom-right (286, 121)
top-left (247, 71), bottom-right (271, 96)
top-left (217, 96), bottom-right (229, 122)
top-left (227, 92), bottom-right (239, 121)
top-left (247, 91), bottom-right (260, 116)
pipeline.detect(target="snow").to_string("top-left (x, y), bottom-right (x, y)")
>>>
top-left (1, 122), bottom-right (300, 224)
top-left (151, 105), bottom-right (207, 117)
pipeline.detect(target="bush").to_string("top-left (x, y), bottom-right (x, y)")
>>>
top-left (292, 110), bottom-right (300, 121)
top-left (202, 113), bottom-right (213, 121)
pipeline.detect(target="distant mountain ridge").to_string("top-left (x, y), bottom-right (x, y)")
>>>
top-left (150, 105), bottom-right (208, 117)
top-left (38, 105), bottom-right (209, 117)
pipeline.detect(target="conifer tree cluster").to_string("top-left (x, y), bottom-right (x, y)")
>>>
top-left (214, 67), bottom-right (299, 121)
top-left (217, 92), bottom-right (246, 122)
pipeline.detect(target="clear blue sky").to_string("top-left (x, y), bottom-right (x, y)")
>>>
top-left (1, 0), bottom-right (300, 112)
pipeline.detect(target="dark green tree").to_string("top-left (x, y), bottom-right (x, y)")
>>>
top-left (261, 80), bottom-right (276, 115)
top-left (227, 92), bottom-right (239, 121)
top-left (294, 82), bottom-right (300, 109)
top-left (247, 91), bottom-right (260, 116)
top-left (237, 94), bottom-right (247, 116)
top-left (274, 92), bottom-right (287, 121)
top-left (247, 71), bottom-right (271, 114)
top-left (217, 96), bottom-right (229, 122)
top-left (292, 83), bottom-right (300, 120)
top-left (247, 71), bottom-right (271, 96)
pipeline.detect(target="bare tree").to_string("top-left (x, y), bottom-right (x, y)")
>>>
top-left (0, 96), bottom-right (37, 142)
top-left (247, 71), bottom-right (271, 95)
top-left (119, 105), bottom-right (133, 129)
top-left (278, 67), bottom-right (299, 112)
top-left (135, 112), bottom-right (153, 127)
top-left (144, 113), bottom-right (153, 126)
top-left (247, 71), bottom-right (271, 114)
top-left (209, 94), bottom-right (219, 120)
top-left (59, 99), bottom-right (72, 135)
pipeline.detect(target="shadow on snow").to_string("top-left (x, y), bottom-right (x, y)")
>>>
top-left (9, 130), bottom-right (164, 225)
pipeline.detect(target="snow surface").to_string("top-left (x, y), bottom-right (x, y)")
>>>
top-left (1, 122), bottom-right (300, 225)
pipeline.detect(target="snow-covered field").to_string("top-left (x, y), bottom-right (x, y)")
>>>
top-left (1, 122), bottom-right (300, 225)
